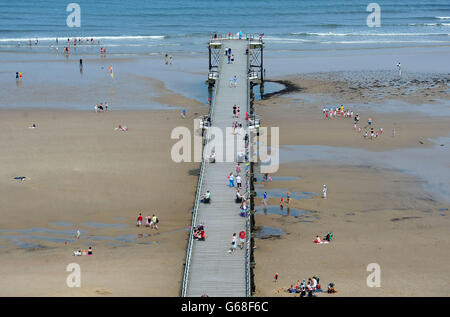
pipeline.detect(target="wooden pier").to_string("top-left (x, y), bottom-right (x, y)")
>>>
top-left (182, 36), bottom-right (263, 297)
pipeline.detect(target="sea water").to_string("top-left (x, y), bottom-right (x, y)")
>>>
top-left (0, 0), bottom-right (449, 55)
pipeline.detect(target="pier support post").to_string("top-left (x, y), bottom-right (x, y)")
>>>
top-left (208, 46), bottom-right (212, 72)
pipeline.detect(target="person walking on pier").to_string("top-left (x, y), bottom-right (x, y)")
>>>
top-left (239, 230), bottom-right (246, 249)
top-left (236, 174), bottom-right (242, 188)
top-left (228, 233), bottom-right (237, 253)
top-left (228, 173), bottom-right (235, 187)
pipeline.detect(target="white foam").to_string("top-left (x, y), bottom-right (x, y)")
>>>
top-left (0, 35), bottom-right (167, 43)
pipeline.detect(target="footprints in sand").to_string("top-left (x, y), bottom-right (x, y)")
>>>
top-left (95, 288), bottom-right (112, 296)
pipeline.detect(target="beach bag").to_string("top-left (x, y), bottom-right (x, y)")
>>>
top-left (156, 217), bottom-right (159, 224)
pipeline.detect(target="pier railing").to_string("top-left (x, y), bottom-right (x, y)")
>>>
top-left (210, 33), bottom-right (263, 42)
top-left (245, 38), bottom-right (252, 297)
top-left (181, 47), bottom-right (221, 298)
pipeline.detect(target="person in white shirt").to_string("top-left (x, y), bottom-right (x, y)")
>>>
top-left (311, 277), bottom-right (318, 290)
top-left (228, 233), bottom-right (238, 253)
top-left (236, 175), bottom-right (242, 188)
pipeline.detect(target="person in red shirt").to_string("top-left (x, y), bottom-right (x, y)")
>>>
top-left (239, 230), bottom-right (246, 249)
top-left (137, 213), bottom-right (143, 227)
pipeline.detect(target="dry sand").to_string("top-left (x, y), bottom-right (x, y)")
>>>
top-left (0, 106), bottom-right (206, 296)
top-left (252, 74), bottom-right (450, 296)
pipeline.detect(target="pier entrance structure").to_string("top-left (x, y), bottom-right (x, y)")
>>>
top-left (182, 35), bottom-right (264, 297)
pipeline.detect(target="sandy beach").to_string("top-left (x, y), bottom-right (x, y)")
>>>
top-left (0, 105), bottom-right (206, 296)
top-left (252, 69), bottom-right (450, 296)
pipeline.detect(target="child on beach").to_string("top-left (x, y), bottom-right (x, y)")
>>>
top-left (322, 185), bottom-right (327, 199)
top-left (137, 213), bottom-right (143, 227)
top-left (115, 125), bottom-right (128, 131)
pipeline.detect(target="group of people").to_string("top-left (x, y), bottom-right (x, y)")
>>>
top-left (228, 231), bottom-right (246, 253)
top-left (232, 104), bottom-right (241, 118)
top-left (164, 53), bottom-right (173, 65)
top-left (285, 276), bottom-right (337, 296)
top-left (324, 106), bottom-right (386, 141)
top-left (356, 116), bottom-right (385, 140)
top-left (94, 102), bottom-right (109, 112)
top-left (314, 232), bottom-right (333, 244)
top-left (279, 192), bottom-right (291, 209)
top-left (228, 163), bottom-right (248, 189)
top-left (231, 121), bottom-right (244, 135)
top-left (193, 224), bottom-right (206, 241)
top-left (136, 212), bottom-right (159, 230)
top-left (225, 47), bottom-right (235, 64)
top-left (322, 105), bottom-right (355, 119)
top-left (114, 124), bottom-right (128, 132)
top-left (63, 37), bottom-right (98, 46)
top-left (73, 246), bottom-right (93, 256)
top-left (286, 276), bottom-right (322, 297)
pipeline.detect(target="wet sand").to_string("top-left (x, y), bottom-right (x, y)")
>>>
top-left (253, 71), bottom-right (450, 296)
top-left (0, 107), bottom-right (205, 296)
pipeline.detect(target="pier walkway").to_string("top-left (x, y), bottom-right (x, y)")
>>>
top-left (182, 39), bottom-right (250, 297)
